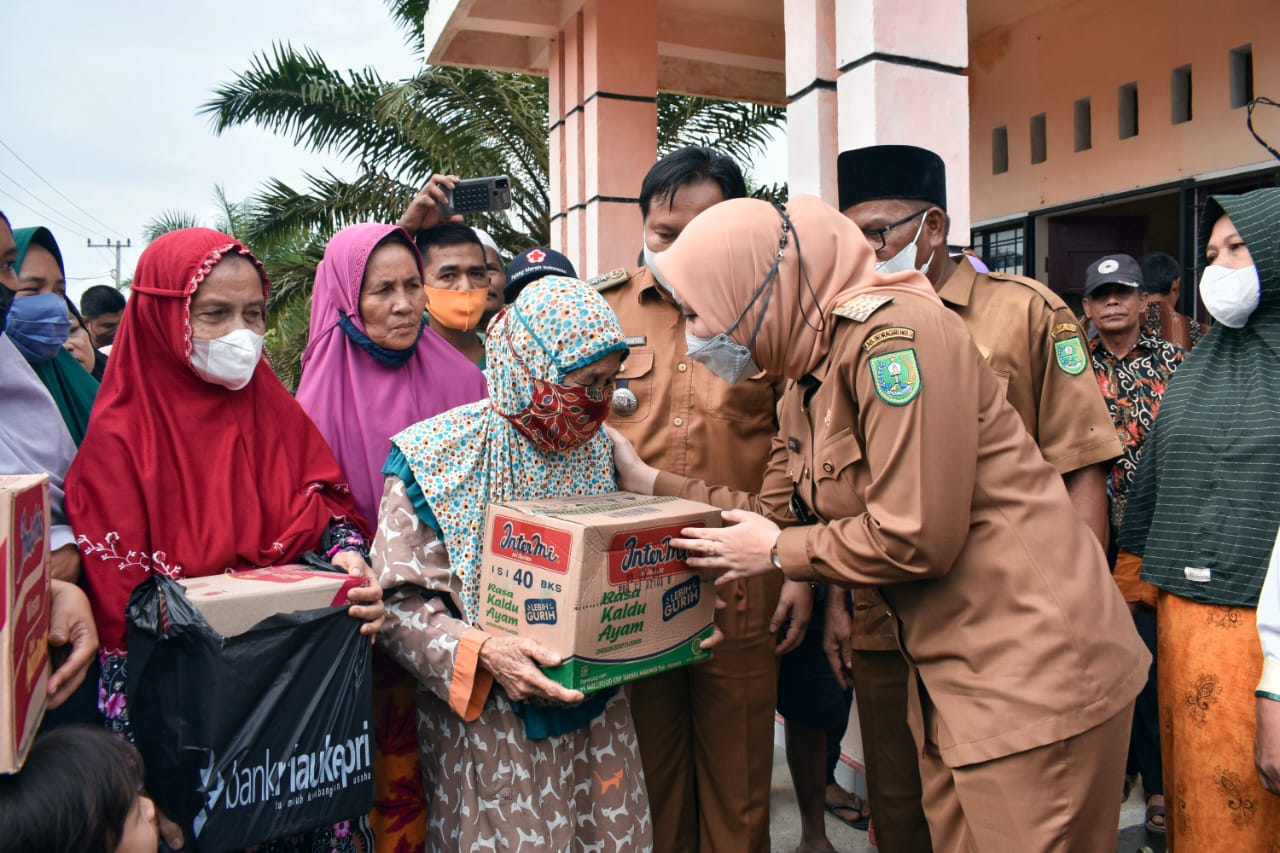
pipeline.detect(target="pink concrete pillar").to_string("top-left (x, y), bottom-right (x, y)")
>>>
top-left (784, 0), bottom-right (839, 204)
top-left (832, 0), bottom-right (971, 240)
top-left (546, 0), bottom-right (657, 276)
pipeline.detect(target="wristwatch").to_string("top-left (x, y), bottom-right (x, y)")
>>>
top-left (769, 538), bottom-right (782, 570)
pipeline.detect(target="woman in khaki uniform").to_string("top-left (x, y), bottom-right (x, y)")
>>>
top-left (610, 195), bottom-right (1150, 852)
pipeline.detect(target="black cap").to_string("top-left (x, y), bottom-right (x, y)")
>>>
top-left (503, 247), bottom-right (577, 303)
top-left (1083, 254), bottom-right (1144, 297)
top-left (837, 145), bottom-right (947, 212)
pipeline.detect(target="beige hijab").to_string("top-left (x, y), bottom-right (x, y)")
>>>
top-left (651, 194), bottom-right (941, 380)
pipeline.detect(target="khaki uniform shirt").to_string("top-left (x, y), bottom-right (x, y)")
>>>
top-left (660, 292), bottom-right (1148, 766)
top-left (853, 259), bottom-right (1124, 649)
top-left (601, 266), bottom-right (786, 616)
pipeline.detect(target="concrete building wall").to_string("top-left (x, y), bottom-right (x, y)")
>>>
top-left (969, 0), bottom-right (1280, 224)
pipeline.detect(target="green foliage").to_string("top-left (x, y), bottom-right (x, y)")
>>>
top-left (199, 0), bottom-right (785, 384)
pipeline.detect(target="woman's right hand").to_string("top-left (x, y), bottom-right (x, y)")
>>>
top-left (604, 424), bottom-right (658, 494)
top-left (477, 635), bottom-right (586, 705)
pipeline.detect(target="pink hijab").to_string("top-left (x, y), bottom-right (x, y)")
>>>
top-left (296, 223), bottom-right (488, 522)
top-left (651, 195), bottom-right (941, 380)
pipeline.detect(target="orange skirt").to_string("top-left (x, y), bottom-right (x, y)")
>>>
top-left (1157, 591), bottom-right (1280, 851)
top-left (368, 651), bottom-right (427, 852)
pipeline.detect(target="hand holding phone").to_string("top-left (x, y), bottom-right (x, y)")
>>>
top-left (441, 175), bottom-right (513, 216)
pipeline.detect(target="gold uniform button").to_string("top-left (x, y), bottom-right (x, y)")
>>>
top-left (677, 363), bottom-right (688, 372)
top-left (674, 417), bottom-right (684, 427)
top-left (822, 462), bottom-right (834, 473)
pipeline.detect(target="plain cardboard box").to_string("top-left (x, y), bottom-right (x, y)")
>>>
top-left (478, 491), bottom-right (721, 692)
top-left (0, 474), bottom-right (51, 773)
top-left (178, 566), bottom-right (366, 637)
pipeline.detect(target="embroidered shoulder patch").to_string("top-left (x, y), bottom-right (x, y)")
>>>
top-left (868, 348), bottom-right (922, 405)
top-left (833, 293), bottom-right (894, 323)
top-left (1051, 322), bottom-right (1079, 338)
top-left (588, 268), bottom-right (629, 292)
top-left (863, 326), bottom-right (915, 352)
top-left (1054, 336), bottom-right (1087, 375)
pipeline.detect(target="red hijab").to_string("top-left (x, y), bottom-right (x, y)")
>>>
top-left (66, 229), bottom-right (364, 653)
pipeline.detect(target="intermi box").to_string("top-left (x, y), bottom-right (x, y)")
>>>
top-left (177, 566), bottom-right (366, 637)
top-left (478, 492), bottom-right (721, 692)
top-left (1, 474), bottom-right (51, 773)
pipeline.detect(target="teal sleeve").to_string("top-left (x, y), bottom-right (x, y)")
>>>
top-left (381, 444), bottom-right (440, 535)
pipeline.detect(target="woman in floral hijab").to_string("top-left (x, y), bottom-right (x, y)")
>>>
top-left (373, 277), bottom-right (656, 851)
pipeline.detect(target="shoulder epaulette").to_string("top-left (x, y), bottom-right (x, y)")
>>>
top-left (588, 268), bottom-right (629, 292)
top-left (832, 293), bottom-right (894, 323)
top-left (983, 270), bottom-right (1068, 308)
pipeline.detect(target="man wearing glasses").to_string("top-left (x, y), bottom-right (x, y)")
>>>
top-left (833, 144), bottom-right (1121, 851)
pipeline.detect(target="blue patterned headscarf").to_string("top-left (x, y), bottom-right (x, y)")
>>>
top-left (390, 276), bottom-right (628, 620)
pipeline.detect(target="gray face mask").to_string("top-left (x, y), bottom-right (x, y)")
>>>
top-left (685, 330), bottom-right (761, 384)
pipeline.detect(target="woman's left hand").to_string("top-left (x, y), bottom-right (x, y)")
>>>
top-left (672, 509), bottom-right (782, 584)
top-left (331, 551), bottom-right (386, 640)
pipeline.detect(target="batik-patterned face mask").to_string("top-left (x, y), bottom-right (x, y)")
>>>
top-left (499, 336), bottom-right (612, 454)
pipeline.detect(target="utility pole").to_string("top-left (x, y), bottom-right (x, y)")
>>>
top-left (87, 238), bottom-right (132, 287)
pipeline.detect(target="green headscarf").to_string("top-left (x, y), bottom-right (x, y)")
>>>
top-left (12, 226), bottom-right (99, 445)
top-left (1119, 187), bottom-right (1280, 606)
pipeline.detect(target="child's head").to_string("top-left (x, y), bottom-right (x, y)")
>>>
top-left (0, 725), bottom-right (158, 853)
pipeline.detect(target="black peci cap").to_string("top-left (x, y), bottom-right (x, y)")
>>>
top-left (837, 145), bottom-right (948, 212)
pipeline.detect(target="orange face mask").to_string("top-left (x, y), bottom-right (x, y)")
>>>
top-left (424, 286), bottom-right (488, 332)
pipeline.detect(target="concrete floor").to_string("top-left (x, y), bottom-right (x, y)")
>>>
top-left (766, 745), bottom-right (1167, 853)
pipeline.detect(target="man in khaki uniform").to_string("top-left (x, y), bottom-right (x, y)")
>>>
top-left (610, 192), bottom-right (1149, 851)
top-left (836, 145), bottom-right (1121, 851)
top-left (597, 146), bottom-right (802, 852)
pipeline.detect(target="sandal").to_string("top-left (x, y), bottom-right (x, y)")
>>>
top-left (825, 795), bottom-right (871, 831)
top-left (1145, 796), bottom-right (1166, 835)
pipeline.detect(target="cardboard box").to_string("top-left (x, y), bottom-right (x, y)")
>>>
top-left (0, 474), bottom-right (51, 773)
top-left (178, 566), bottom-right (365, 637)
top-left (478, 492), bottom-right (721, 692)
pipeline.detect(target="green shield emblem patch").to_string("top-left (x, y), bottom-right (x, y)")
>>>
top-left (868, 348), bottom-right (922, 405)
top-left (1054, 336), bottom-right (1087, 375)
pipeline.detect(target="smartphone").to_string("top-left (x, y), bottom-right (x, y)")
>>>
top-left (442, 175), bottom-right (513, 216)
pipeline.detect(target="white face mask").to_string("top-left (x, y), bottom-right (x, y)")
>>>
top-left (1198, 264), bottom-right (1261, 329)
top-left (642, 234), bottom-right (678, 297)
top-left (875, 214), bottom-right (934, 277)
top-left (190, 327), bottom-right (264, 390)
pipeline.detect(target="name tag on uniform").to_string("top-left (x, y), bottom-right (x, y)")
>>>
top-left (624, 336), bottom-right (647, 347)
top-left (1184, 566), bottom-right (1212, 583)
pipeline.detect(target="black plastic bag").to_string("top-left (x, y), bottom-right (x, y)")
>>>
top-left (126, 575), bottom-right (373, 852)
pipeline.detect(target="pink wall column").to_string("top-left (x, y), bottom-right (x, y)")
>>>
top-left (784, 0), bottom-right (840, 203)
top-left (547, 0), bottom-right (658, 276)
top-left (831, 0), bottom-right (971, 241)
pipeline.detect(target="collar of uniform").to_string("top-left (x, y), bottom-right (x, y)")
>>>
top-left (936, 254), bottom-right (979, 308)
top-left (633, 265), bottom-right (682, 310)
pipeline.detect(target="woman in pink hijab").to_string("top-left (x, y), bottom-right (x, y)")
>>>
top-left (296, 222), bottom-right (486, 852)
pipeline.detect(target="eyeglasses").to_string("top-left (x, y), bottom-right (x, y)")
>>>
top-left (861, 207), bottom-right (930, 253)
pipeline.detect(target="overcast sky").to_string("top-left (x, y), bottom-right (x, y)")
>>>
top-left (2, 1), bottom-right (786, 304)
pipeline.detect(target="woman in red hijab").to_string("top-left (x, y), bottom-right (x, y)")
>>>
top-left (66, 228), bottom-right (384, 852)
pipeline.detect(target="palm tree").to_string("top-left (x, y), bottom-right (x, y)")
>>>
top-left (199, 0), bottom-right (786, 387)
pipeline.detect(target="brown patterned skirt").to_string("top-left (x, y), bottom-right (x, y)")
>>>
top-left (1157, 591), bottom-right (1280, 851)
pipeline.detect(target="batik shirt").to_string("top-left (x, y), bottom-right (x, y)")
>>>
top-left (1089, 332), bottom-right (1185, 529)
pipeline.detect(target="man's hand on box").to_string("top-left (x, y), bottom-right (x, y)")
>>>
top-left (332, 551), bottom-right (386, 641)
top-left (603, 424), bottom-right (658, 494)
top-left (47, 579), bottom-right (97, 709)
top-left (49, 543), bottom-right (82, 583)
top-left (771, 580), bottom-right (813, 655)
top-left (478, 635), bottom-right (586, 705)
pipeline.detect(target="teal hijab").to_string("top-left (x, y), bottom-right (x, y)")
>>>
top-left (1119, 188), bottom-right (1280, 606)
top-left (13, 226), bottom-right (99, 444)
